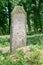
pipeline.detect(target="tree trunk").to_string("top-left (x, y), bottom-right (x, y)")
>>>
top-left (38, 0), bottom-right (43, 32)
top-left (27, 12), bottom-right (31, 32)
top-left (8, 0), bottom-right (12, 53)
top-left (33, 7), bottom-right (38, 33)
top-left (8, 0), bottom-right (11, 34)
top-left (32, 0), bottom-right (38, 33)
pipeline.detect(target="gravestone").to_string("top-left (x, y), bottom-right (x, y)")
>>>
top-left (10, 6), bottom-right (27, 53)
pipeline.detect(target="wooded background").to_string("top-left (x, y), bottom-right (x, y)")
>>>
top-left (0, 0), bottom-right (43, 35)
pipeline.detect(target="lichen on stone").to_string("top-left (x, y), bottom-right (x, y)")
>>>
top-left (11, 6), bottom-right (26, 16)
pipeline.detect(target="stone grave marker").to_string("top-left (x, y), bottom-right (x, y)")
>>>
top-left (10, 6), bottom-right (27, 53)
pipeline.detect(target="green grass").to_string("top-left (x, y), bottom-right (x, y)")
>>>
top-left (0, 35), bottom-right (10, 47)
top-left (27, 33), bottom-right (43, 45)
top-left (0, 34), bottom-right (43, 65)
top-left (0, 33), bottom-right (43, 47)
top-left (0, 47), bottom-right (43, 65)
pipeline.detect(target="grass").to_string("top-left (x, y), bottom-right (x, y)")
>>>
top-left (0, 35), bottom-right (10, 47)
top-left (0, 33), bottom-right (43, 47)
top-left (0, 34), bottom-right (43, 65)
top-left (0, 47), bottom-right (43, 65)
top-left (27, 33), bottom-right (43, 45)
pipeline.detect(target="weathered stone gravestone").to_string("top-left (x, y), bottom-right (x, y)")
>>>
top-left (10, 6), bottom-right (27, 53)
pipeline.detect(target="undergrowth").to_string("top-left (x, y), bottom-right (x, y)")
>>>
top-left (0, 47), bottom-right (43, 65)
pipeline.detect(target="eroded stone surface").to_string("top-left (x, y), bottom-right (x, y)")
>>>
top-left (10, 6), bottom-right (27, 52)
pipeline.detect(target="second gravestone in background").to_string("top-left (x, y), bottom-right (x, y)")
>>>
top-left (10, 6), bottom-right (27, 53)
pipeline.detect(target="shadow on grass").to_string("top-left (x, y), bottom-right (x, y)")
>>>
top-left (27, 34), bottom-right (43, 46)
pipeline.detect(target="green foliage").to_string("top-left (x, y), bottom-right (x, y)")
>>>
top-left (0, 0), bottom-right (43, 34)
top-left (30, 46), bottom-right (43, 65)
top-left (0, 0), bottom-right (9, 35)
top-left (0, 50), bottom-right (29, 65)
top-left (27, 33), bottom-right (43, 45)
top-left (0, 48), bottom-right (43, 65)
top-left (13, 50), bottom-right (29, 65)
top-left (0, 35), bottom-right (10, 47)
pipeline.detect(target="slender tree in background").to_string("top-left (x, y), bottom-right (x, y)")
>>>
top-left (38, 0), bottom-right (43, 32)
top-left (27, 12), bottom-right (31, 32)
top-left (8, 0), bottom-right (11, 33)
top-left (32, 0), bottom-right (43, 33)
top-left (0, 0), bottom-right (9, 34)
top-left (32, 0), bottom-right (38, 33)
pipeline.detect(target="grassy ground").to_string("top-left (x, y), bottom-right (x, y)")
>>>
top-left (0, 33), bottom-right (43, 65)
top-left (0, 35), bottom-right (10, 47)
top-left (0, 46), bottom-right (43, 65)
top-left (0, 33), bottom-right (43, 47)
top-left (27, 33), bottom-right (43, 45)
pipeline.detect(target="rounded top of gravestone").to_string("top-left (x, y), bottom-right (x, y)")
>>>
top-left (11, 6), bottom-right (26, 16)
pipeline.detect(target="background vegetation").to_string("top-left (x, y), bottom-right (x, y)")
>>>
top-left (0, 0), bottom-right (43, 35)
